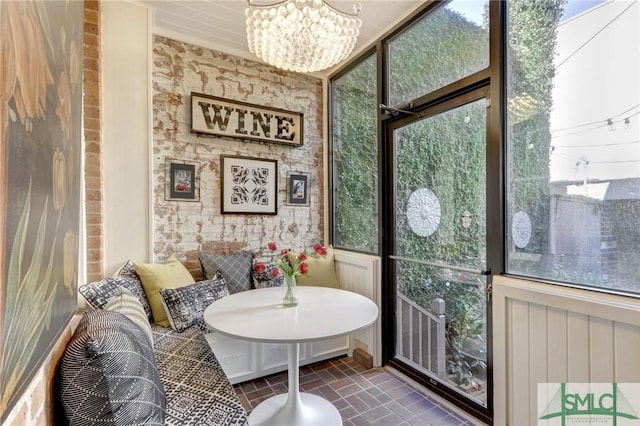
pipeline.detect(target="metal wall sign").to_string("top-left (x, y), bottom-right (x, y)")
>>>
top-left (191, 92), bottom-right (303, 147)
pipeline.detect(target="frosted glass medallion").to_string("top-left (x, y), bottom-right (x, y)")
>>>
top-left (406, 188), bottom-right (441, 237)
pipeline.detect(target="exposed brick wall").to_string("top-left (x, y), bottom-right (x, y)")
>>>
top-left (152, 36), bottom-right (325, 277)
top-left (83, 0), bottom-right (103, 282)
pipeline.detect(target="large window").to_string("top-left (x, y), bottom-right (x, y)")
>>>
top-left (330, 53), bottom-right (378, 253)
top-left (387, 0), bottom-right (489, 107)
top-left (506, 0), bottom-right (640, 294)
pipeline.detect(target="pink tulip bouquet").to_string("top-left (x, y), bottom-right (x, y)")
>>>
top-left (254, 241), bottom-right (328, 306)
top-left (254, 241), bottom-right (327, 281)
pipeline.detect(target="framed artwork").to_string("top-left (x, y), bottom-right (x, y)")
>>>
top-left (165, 159), bottom-right (199, 201)
top-left (1, 1), bottom-right (83, 420)
top-left (221, 155), bottom-right (278, 214)
top-left (286, 172), bottom-right (310, 206)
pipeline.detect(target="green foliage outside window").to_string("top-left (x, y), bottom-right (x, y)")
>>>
top-left (388, 6), bottom-right (491, 395)
top-left (395, 101), bottom-right (487, 271)
top-left (388, 2), bottom-right (489, 107)
top-left (507, 0), bottom-right (568, 259)
top-left (331, 54), bottom-right (378, 253)
top-left (394, 100), bottom-right (488, 393)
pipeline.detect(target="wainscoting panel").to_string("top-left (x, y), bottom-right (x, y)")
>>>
top-left (333, 250), bottom-right (382, 366)
top-left (494, 276), bottom-right (640, 426)
top-left (615, 322), bottom-right (640, 382)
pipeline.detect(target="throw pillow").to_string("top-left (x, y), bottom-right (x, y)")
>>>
top-left (117, 259), bottom-right (142, 281)
top-left (134, 256), bottom-right (195, 326)
top-left (252, 260), bottom-right (284, 288)
top-left (104, 287), bottom-right (154, 346)
top-left (287, 245), bottom-right (340, 288)
top-left (199, 251), bottom-right (254, 294)
top-left (159, 277), bottom-right (229, 332)
top-left (56, 309), bottom-right (165, 425)
top-left (79, 275), bottom-right (153, 320)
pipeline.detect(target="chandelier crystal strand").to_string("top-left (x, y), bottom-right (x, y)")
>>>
top-left (245, 0), bottom-right (362, 73)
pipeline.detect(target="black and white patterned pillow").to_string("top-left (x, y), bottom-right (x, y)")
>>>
top-left (118, 259), bottom-right (141, 281)
top-left (199, 252), bottom-right (254, 294)
top-left (80, 275), bottom-right (153, 320)
top-left (56, 309), bottom-right (166, 425)
top-left (252, 260), bottom-right (283, 288)
top-left (159, 278), bottom-right (230, 333)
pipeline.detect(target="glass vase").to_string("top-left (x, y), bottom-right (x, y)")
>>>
top-left (282, 274), bottom-right (298, 307)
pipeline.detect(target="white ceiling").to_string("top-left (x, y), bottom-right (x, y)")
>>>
top-left (136, 0), bottom-right (424, 76)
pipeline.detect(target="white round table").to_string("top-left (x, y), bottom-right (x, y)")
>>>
top-left (204, 286), bottom-right (379, 426)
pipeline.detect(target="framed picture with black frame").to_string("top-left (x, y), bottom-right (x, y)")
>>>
top-left (286, 171), bottom-right (310, 206)
top-left (165, 159), bottom-right (199, 201)
top-left (221, 155), bottom-right (278, 214)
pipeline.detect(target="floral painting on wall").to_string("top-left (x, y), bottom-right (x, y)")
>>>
top-left (0, 1), bottom-right (83, 419)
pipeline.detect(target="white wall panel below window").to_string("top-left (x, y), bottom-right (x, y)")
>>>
top-left (334, 250), bottom-right (382, 366)
top-left (493, 276), bottom-right (640, 426)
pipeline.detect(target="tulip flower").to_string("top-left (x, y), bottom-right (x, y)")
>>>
top-left (254, 262), bottom-right (266, 274)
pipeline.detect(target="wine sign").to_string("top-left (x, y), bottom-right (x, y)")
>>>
top-left (191, 92), bottom-right (303, 147)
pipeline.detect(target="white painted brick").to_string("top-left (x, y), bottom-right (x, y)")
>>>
top-left (153, 35), bottom-right (324, 262)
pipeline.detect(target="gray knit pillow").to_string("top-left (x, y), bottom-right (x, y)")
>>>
top-left (56, 309), bottom-right (166, 425)
top-left (199, 252), bottom-right (254, 294)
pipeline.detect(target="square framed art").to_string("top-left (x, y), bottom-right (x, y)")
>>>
top-left (221, 155), bottom-right (278, 214)
top-left (286, 172), bottom-right (310, 206)
top-left (165, 159), bottom-right (199, 201)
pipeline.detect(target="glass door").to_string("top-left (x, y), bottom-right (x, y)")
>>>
top-left (387, 93), bottom-right (490, 414)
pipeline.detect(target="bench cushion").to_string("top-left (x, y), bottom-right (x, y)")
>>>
top-left (152, 325), bottom-right (248, 425)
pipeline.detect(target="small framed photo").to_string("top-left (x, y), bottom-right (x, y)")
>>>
top-left (165, 159), bottom-right (199, 201)
top-left (286, 172), bottom-right (310, 206)
top-left (221, 155), bottom-right (278, 214)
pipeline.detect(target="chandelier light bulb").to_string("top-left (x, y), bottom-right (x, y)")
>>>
top-left (245, 0), bottom-right (362, 73)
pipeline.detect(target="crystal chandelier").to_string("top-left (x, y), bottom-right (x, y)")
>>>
top-left (245, 0), bottom-right (362, 73)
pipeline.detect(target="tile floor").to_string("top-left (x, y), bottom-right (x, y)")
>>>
top-left (234, 356), bottom-right (481, 426)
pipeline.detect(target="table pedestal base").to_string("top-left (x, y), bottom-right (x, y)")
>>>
top-left (247, 343), bottom-right (341, 426)
top-left (248, 392), bottom-right (341, 426)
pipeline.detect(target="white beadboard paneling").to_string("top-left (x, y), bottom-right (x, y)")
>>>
top-left (589, 316), bottom-right (614, 382)
top-left (546, 306), bottom-right (568, 382)
top-left (494, 276), bottom-right (640, 426)
top-left (566, 311), bottom-right (590, 382)
top-left (529, 302), bottom-right (548, 425)
top-left (614, 322), bottom-right (640, 382)
top-left (493, 277), bottom-right (640, 324)
top-left (509, 298), bottom-right (531, 424)
top-left (333, 250), bottom-right (381, 366)
top-left (139, 0), bottom-right (423, 77)
top-left (493, 284), bottom-right (509, 426)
